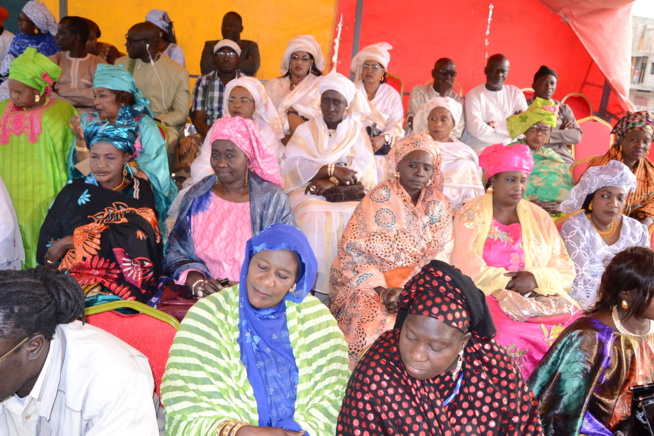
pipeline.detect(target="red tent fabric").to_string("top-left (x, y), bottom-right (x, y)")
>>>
top-left (332, 0), bottom-right (635, 120)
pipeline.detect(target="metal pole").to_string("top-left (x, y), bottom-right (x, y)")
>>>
top-left (59, 0), bottom-right (67, 19)
top-left (349, 0), bottom-right (364, 81)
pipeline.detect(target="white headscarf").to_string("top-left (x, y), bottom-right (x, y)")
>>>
top-left (413, 97), bottom-right (463, 136)
top-left (560, 160), bottom-right (637, 213)
top-left (213, 39), bottom-right (242, 56)
top-left (224, 76), bottom-right (283, 139)
top-left (22, 0), bottom-right (58, 35)
top-left (319, 72), bottom-right (370, 123)
top-left (350, 42), bottom-right (392, 77)
top-left (145, 9), bottom-right (177, 43)
top-left (279, 35), bottom-right (326, 75)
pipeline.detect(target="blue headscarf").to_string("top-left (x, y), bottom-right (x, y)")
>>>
top-left (237, 223), bottom-right (317, 432)
top-left (92, 64), bottom-right (154, 118)
top-left (84, 121), bottom-right (138, 155)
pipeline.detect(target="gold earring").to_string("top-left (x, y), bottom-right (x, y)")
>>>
top-left (123, 166), bottom-right (128, 177)
top-left (34, 94), bottom-right (40, 102)
top-left (394, 171), bottom-right (400, 180)
top-left (621, 299), bottom-right (629, 310)
top-left (589, 203), bottom-right (593, 211)
top-left (244, 170), bottom-right (249, 186)
top-left (289, 283), bottom-right (297, 293)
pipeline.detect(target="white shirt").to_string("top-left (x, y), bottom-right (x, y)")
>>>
top-left (0, 30), bottom-right (15, 70)
top-left (0, 321), bottom-right (159, 436)
top-left (461, 83), bottom-right (528, 153)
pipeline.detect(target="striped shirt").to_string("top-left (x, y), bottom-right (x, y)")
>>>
top-left (161, 285), bottom-right (350, 435)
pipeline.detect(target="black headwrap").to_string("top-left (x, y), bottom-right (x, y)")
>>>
top-left (533, 65), bottom-right (557, 82)
top-left (394, 260), bottom-right (497, 340)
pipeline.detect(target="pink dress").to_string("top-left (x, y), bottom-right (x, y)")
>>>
top-left (177, 193), bottom-right (252, 284)
top-left (483, 218), bottom-right (579, 380)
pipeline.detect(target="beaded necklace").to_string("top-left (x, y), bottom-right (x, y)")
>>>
top-left (587, 213), bottom-right (618, 239)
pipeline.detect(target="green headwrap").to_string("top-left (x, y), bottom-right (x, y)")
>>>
top-left (8, 47), bottom-right (61, 96)
top-left (506, 97), bottom-right (558, 139)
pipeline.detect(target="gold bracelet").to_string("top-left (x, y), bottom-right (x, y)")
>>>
top-left (216, 420), bottom-right (248, 436)
top-left (191, 278), bottom-right (205, 293)
top-left (328, 163), bottom-right (335, 177)
top-left (75, 144), bottom-right (89, 152)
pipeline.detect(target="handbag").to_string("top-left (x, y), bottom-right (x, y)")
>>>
top-left (157, 282), bottom-right (197, 322)
top-left (492, 288), bottom-right (576, 323)
top-left (322, 184), bottom-right (365, 202)
top-left (631, 383), bottom-right (654, 435)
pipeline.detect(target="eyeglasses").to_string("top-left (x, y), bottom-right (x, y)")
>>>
top-left (361, 64), bottom-right (382, 71)
top-left (527, 125), bottom-right (552, 134)
top-left (290, 54), bottom-right (312, 63)
top-left (216, 51), bottom-right (238, 58)
top-left (437, 69), bottom-right (457, 77)
top-left (125, 35), bottom-right (149, 45)
top-left (228, 97), bottom-right (254, 104)
top-left (0, 336), bottom-right (29, 364)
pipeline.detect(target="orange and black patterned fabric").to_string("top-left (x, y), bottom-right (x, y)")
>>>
top-left (336, 261), bottom-right (544, 436)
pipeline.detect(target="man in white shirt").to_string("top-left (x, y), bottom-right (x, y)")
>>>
top-left (0, 268), bottom-right (159, 436)
top-left (461, 54), bottom-right (528, 154)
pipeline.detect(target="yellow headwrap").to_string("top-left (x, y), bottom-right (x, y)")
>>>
top-left (506, 97), bottom-right (558, 139)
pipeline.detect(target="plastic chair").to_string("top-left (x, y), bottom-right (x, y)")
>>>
top-left (522, 87), bottom-right (534, 101)
top-left (562, 92), bottom-right (593, 119)
top-left (85, 301), bottom-right (180, 397)
top-left (385, 72), bottom-right (404, 97)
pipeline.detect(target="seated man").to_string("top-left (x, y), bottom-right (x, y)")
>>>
top-left (461, 53), bottom-right (528, 154)
top-left (407, 57), bottom-right (464, 138)
top-left (200, 11), bottom-right (260, 76)
top-left (527, 65), bottom-right (582, 167)
top-left (0, 268), bottom-right (158, 435)
top-left (49, 16), bottom-right (105, 111)
top-left (116, 22), bottom-right (190, 166)
top-left (175, 40), bottom-right (241, 182)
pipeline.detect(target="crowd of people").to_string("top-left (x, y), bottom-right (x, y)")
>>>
top-left (1, 1), bottom-right (654, 435)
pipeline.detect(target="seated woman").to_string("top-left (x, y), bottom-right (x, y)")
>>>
top-left (350, 43), bottom-right (404, 180)
top-left (162, 223), bottom-right (350, 435)
top-left (191, 76), bottom-right (285, 183)
top-left (0, 176), bottom-right (24, 270)
top-left (530, 246), bottom-right (654, 435)
top-left (0, 0), bottom-right (58, 76)
top-left (37, 122), bottom-right (162, 305)
top-left (166, 116), bottom-right (294, 298)
top-left (451, 143), bottom-right (578, 379)
top-left (413, 96), bottom-right (484, 209)
top-left (0, 267), bottom-right (159, 434)
top-left (282, 72), bottom-right (376, 301)
top-left (337, 260), bottom-right (543, 435)
top-left (330, 133), bottom-right (453, 367)
top-left (265, 35), bottom-right (324, 143)
top-left (0, 48), bottom-right (76, 268)
top-left (560, 160), bottom-right (649, 311)
top-left (586, 111), bottom-right (654, 228)
top-left (507, 97), bottom-right (573, 216)
top-left (145, 9), bottom-right (185, 67)
top-left (68, 63), bottom-right (177, 219)
top-left (84, 19), bottom-right (122, 64)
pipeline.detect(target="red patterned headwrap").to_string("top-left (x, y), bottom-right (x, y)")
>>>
top-left (397, 260), bottom-right (496, 339)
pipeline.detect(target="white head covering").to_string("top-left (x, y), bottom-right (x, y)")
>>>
top-left (224, 76), bottom-right (284, 139)
top-left (319, 72), bottom-right (357, 105)
top-left (22, 0), bottom-right (58, 35)
top-left (350, 42), bottom-right (392, 75)
top-left (145, 9), bottom-right (177, 43)
top-left (213, 39), bottom-right (242, 56)
top-left (413, 97), bottom-right (463, 136)
top-left (279, 35), bottom-right (326, 75)
top-left (560, 160), bottom-right (637, 213)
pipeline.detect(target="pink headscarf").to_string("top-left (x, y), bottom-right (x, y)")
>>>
top-left (208, 117), bottom-right (283, 187)
top-left (478, 143), bottom-right (534, 178)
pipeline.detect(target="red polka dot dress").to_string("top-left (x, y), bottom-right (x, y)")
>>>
top-left (336, 261), bottom-right (544, 436)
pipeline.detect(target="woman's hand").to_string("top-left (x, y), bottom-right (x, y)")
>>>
top-left (305, 178), bottom-right (336, 196)
top-left (235, 425), bottom-right (306, 436)
top-left (370, 136), bottom-right (386, 153)
top-left (70, 115), bottom-right (85, 142)
top-left (376, 286), bottom-right (403, 314)
top-left (185, 271), bottom-right (230, 298)
top-left (504, 271), bottom-right (538, 295)
top-left (332, 165), bottom-right (358, 186)
top-left (44, 235), bottom-right (74, 267)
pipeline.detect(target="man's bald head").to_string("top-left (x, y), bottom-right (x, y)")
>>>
top-left (125, 22), bottom-right (160, 61)
top-left (431, 58), bottom-right (457, 94)
top-left (484, 53), bottom-right (510, 91)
